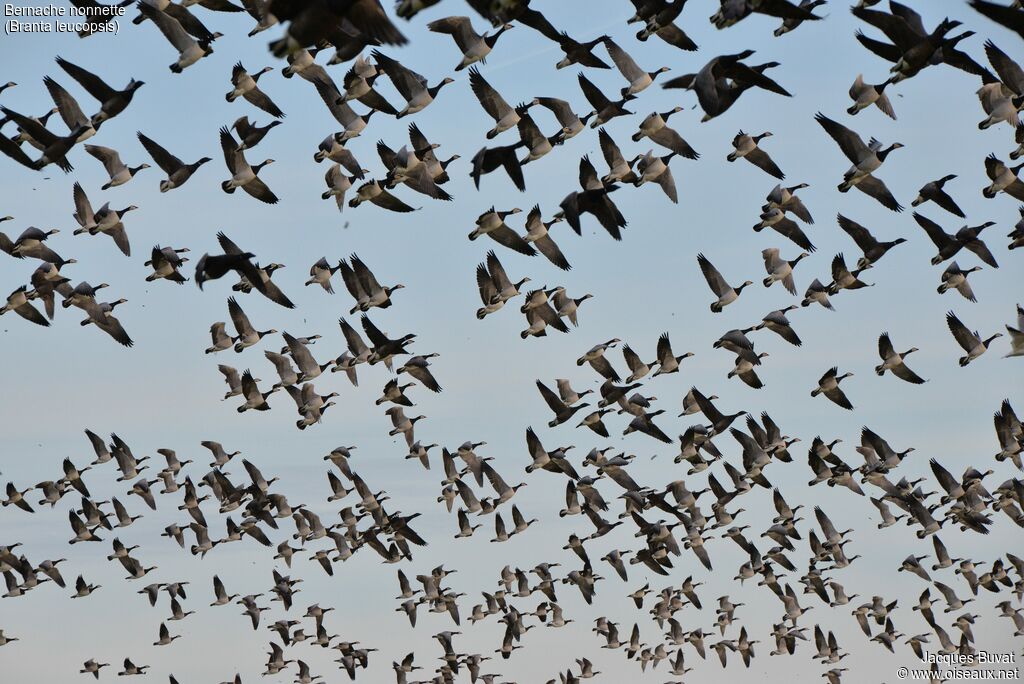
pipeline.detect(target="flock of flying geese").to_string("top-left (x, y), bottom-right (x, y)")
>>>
top-left (2, 0), bottom-right (1024, 682)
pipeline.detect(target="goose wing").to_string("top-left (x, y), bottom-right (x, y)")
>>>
top-left (367, 185), bottom-right (417, 213)
top-left (371, 51), bottom-right (425, 101)
top-left (468, 66), bottom-right (513, 123)
top-left (55, 56), bottom-right (115, 103)
top-left (241, 176), bottom-right (279, 205)
top-left (913, 212), bottom-right (955, 251)
top-left (227, 297), bottom-right (255, 337)
top-left (219, 127), bottom-right (244, 174)
top-left (856, 174), bottom-right (903, 212)
top-left (815, 113), bottom-right (870, 163)
top-left (946, 311), bottom-right (979, 352)
top-left (137, 132), bottom-right (183, 173)
top-left (744, 147), bottom-right (784, 179)
top-left (338, 318), bottom-right (369, 356)
top-left (427, 16), bottom-right (479, 54)
top-left (243, 87), bottom-right (284, 119)
top-left (697, 253), bottom-right (731, 297)
top-left (43, 76), bottom-right (90, 129)
top-left (84, 145), bottom-right (124, 176)
top-left (604, 37), bottom-right (645, 81)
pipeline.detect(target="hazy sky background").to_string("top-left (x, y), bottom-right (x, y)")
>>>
top-left (1, 1), bottom-right (1022, 682)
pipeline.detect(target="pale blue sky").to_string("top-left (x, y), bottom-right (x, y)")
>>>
top-left (1, 1), bottom-right (1022, 682)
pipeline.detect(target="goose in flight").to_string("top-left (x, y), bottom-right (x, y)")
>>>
top-left (728, 131), bottom-right (784, 179)
top-left (195, 232), bottom-right (263, 294)
top-left (372, 50), bottom-right (453, 119)
top-left (75, 203), bottom-right (136, 257)
top-left (875, 333), bottom-right (926, 384)
top-left (754, 207), bottom-right (815, 252)
top-left (729, 352), bottom-right (769, 389)
top-left (552, 31), bottom-right (606, 70)
top-left (578, 72), bottom-right (632, 128)
top-left (598, 127), bottom-right (634, 184)
top-left (762, 247), bottom-right (809, 295)
top-left (528, 96), bottom-right (593, 141)
top-left (947, 311), bottom-right (1002, 366)
top-left (81, 297), bottom-right (133, 347)
top-left (755, 306), bottom-right (802, 347)
top-left (523, 205), bottom-right (570, 271)
top-left (133, 0), bottom-right (219, 42)
top-left (577, 339), bottom-right (622, 381)
top-left (470, 143), bottom-right (526, 192)
top-left (80, 659), bottom-right (109, 679)
top-left (634, 150), bottom-right (678, 203)
top-left (537, 380), bottom-right (590, 427)
top-left (225, 299), bottom-right (272, 355)
top-left (937, 262), bottom-right (981, 302)
top-left (117, 658), bottom-right (149, 676)
top-left (349, 180), bottom-right (416, 213)
top-left (339, 254), bottom-right (404, 313)
top-left (0, 225), bottom-right (65, 263)
top-left (633, 0), bottom-right (698, 49)
top-left (551, 287), bottom-right (592, 327)
top-left (601, 36), bottom-right (669, 96)
top-left (711, 0), bottom-right (823, 30)
top-left (336, 54), bottom-right (397, 115)
top-left (982, 154), bottom-right (1024, 201)
top-left (136, 2), bottom-right (220, 72)
top-left (136, 132), bottom-right (211, 192)
top-left (226, 63), bottom-right (284, 118)
top-left (231, 261), bottom-right (295, 309)
top-left (428, 16), bottom-right (513, 71)
top-left (812, 367), bottom-right (855, 410)
top-left (662, 50), bottom-right (791, 121)
top-left (42, 75), bottom-right (96, 142)
top-left (306, 257), bottom-right (339, 293)
top-left (84, 145), bottom-right (149, 189)
top-left (836, 214), bottom-right (906, 268)
top-left (654, 333), bottom-right (694, 375)
top-left (847, 74), bottom-right (895, 118)
top-left (910, 174), bottom-right (964, 217)
top-left (826, 253), bottom-right (873, 295)
top-left (913, 212), bottom-right (998, 268)
top-left (1006, 304), bottom-right (1024, 357)
top-left (764, 183), bottom-right (813, 224)
top-left (469, 207), bottom-right (534, 256)
top-left (0, 107), bottom-right (86, 173)
top-left (558, 156), bottom-right (628, 241)
top-left (322, 164), bottom-right (361, 211)
top-left (476, 250), bottom-right (527, 319)
top-left (1007, 213), bottom-right (1024, 248)
top-left (815, 112), bottom-right (904, 210)
top-left (219, 126), bottom-right (277, 204)
top-left (1, 287), bottom-right (49, 327)
top-left (467, 66), bottom-right (519, 139)
top-left (238, 369), bottom-right (277, 412)
top-left (231, 115), bottom-right (281, 150)
top-left (398, 354), bottom-right (442, 393)
top-left (55, 56), bottom-right (143, 125)
top-left (631, 108), bottom-right (699, 159)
